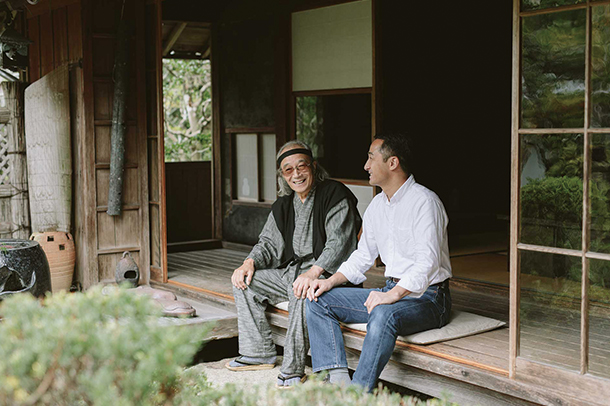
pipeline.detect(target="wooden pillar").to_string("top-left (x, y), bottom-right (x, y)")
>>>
top-left (3, 82), bottom-right (30, 240)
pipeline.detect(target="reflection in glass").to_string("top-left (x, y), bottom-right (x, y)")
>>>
top-left (520, 134), bottom-right (583, 249)
top-left (589, 258), bottom-right (610, 378)
top-left (521, 0), bottom-right (585, 12)
top-left (520, 251), bottom-right (581, 371)
top-left (592, 6), bottom-right (610, 128)
top-left (521, 10), bottom-right (586, 128)
top-left (591, 134), bottom-right (610, 254)
top-left (296, 93), bottom-right (371, 180)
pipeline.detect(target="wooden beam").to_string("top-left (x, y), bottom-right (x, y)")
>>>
top-left (167, 280), bottom-right (234, 301)
top-left (509, 0), bottom-right (521, 380)
top-left (518, 128), bottom-right (584, 134)
top-left (517, 243), bottom-right (582, 257)
top-left (162, 22), bottom-right (187, 57)
top-left (580, 2), bottom-right (592, 376)
top-left (292, 87), bottom-right (372, 97)
top-left (372, 0), bottom-right (381, 136)
top-left (516, 358), bottom-right (610, 405)
top-left (224, 127), bottom-right (275, 134)
top-left (201, 44), bottom-right (211, 59)
top-left (166, 239), bottom-right (223, 253)
top-left (586, 251), bottom-right (610, 261)
top-left (211, 22), bottom-right (224, 240)
top-left (78, 0), bottom-right (100, 289)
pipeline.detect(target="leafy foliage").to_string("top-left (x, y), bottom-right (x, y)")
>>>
top-left (296, 96), bottom-right (324, 159)
top-left (0, 287), bottom-right (208, 406)
top-left (519, 127), bottom-right (610, 301)
top-left (591, 5), bottom-right (610, 128)
top-left (179, 372), bottom-right (456, 406)
top-left (163, 59), bottom-right (212, 162)
top-left (0, 289), bottom-right (459, 406)
top-left (521, 9), bottom-right (586, 128)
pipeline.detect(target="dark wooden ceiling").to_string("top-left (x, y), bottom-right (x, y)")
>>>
top-left (161, 21), bottom-right (210, 60)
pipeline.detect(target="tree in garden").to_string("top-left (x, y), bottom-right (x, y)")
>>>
top-left (163, 59), bottom-right (212, 162)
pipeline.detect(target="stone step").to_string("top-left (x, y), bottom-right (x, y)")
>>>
top-left (151, 284), bottom-right (238, 341)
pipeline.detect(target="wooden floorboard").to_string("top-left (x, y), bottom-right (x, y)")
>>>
top-left (167, 248), bottom-right (610, 381)
top-left (168, 248), bottom-right (511, 373)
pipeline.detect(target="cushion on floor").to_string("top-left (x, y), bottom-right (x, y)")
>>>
top-left (270, 302), bottom-right (505, 345)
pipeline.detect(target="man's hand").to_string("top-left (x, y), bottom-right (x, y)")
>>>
top-left (307, 278), bottom-right (333, 301)
top-left (293, 265), bottom-right (324, 299)
top-left (231, 258), bottom-right (255, 290)
top-left (306, 272), bottom-right (349, 301)
top-left (364, 285), bottom-right (409, 313)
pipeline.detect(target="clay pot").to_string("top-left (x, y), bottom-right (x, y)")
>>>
top-left (0, 239), bottom-right (51, 299)
top-left (30, 232), bottom-right (75, 293)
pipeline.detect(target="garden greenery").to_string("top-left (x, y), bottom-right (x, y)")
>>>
top-left (0, 287), bottom-right (207, 406)
top-left (163, 59), bottom-right (212, 162)
top-left (0, 288), bottom-right (456, 406)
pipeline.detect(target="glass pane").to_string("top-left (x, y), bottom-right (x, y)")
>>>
top-left (521, 0), bottom-right (585, 12)
top-left (520, 134), bottom-right (583, 249)
top-left (260, 134), bottom-right (277, 202)
top-left (520, 250), bottom-right (581, 371)
top-left (521, 10), bottom-right (586, 128)
top-left (592, 5), bottom-right (610, 128)
top-left (589, 258), bottom-right (610, 378)
top-left (591, 134), bottom-right (610, 254)
top-left (296, 93), bottom-right (371, 180)
top-left (235, 134), bottom-right (258, 201)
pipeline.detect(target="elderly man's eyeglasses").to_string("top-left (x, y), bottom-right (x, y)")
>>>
top-left (281, 162), bottom-right (311, 176)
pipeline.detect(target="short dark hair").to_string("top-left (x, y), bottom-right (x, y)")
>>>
top-left (374, 133), bottom-right (413, 175)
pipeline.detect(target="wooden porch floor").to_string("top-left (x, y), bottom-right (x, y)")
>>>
top-left (166, 248), bottom-right (610, 405)
top-left (167, 248), bottom-right (511, 372)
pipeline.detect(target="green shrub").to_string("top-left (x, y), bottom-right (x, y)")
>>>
top-left (0, 288), bottom-right (455, 406)
top-left (0, 287), bottom-right (208, 406)
top-left (178, 372), bottom-right (456, 406)
top-left (521, 176), bottom-right (610, 290)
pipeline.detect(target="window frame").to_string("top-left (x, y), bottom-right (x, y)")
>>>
top-left (510, 0), bottom-right (610, 387)
top-left (228, 128), bottom-right (277, 207)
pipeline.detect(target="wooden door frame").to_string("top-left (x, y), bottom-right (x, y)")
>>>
top-left (147, 0), bottom-right (168, 283)
top-left (153, 7), bottom-right (220, 282)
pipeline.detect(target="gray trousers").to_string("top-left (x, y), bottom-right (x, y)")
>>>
top-left (232, 267), bottom-right (308, 376)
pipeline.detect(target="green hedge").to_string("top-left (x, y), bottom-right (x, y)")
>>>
top-left (0, 289), bottom-right (455, 406)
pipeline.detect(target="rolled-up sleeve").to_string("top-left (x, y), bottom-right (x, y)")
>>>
top-left (314, 199), bottom-right (359, 274)
top-left (246, 213), bottom-right (284, 270)
top-left (337, 207), bottom-right (378, 285)
top-left (397, 198), bottom-right (447, 297)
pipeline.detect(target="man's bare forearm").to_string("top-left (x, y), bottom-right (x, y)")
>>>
top-left (325, 271), bottom-right (349, 288)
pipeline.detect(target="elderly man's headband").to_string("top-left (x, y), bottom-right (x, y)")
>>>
top-left (276, 148), bottom-right (313, 167)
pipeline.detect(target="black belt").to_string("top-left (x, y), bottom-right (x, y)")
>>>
top-left (388, 277), bottom-right (450, 288)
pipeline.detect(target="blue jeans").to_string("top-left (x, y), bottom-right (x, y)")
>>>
top-left (306, 279), bottom-right (451, 392)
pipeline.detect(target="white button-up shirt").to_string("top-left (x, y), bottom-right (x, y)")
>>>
top-left (337, 175), bottom-right (452, 297)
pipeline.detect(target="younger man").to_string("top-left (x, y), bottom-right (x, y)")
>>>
top-left (306, 133), bottom-right (452, 392)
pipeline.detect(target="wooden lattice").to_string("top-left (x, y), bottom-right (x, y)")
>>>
top-left (0, 124), bottom-right (9, 185)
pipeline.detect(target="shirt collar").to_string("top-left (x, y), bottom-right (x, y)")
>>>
top-left (382, 175), bottom-right (415, 206)
top-left (293, 185), bottom-right (316, 206)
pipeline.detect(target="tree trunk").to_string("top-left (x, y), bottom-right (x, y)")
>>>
top-left (107, 20), bottom-right (132, 216)
top-left (4, 82), bottom-right (30, 239)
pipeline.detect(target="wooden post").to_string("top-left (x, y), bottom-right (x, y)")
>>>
top-left (107, 19), bottom-right (132, 216)
top-left (4, 82), bottom-right (30, 239)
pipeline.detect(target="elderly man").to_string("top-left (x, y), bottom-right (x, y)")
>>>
top-left (306, 133), bottom-right (452, 392)
top-left (227, 140), bottom-right (362, 388)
